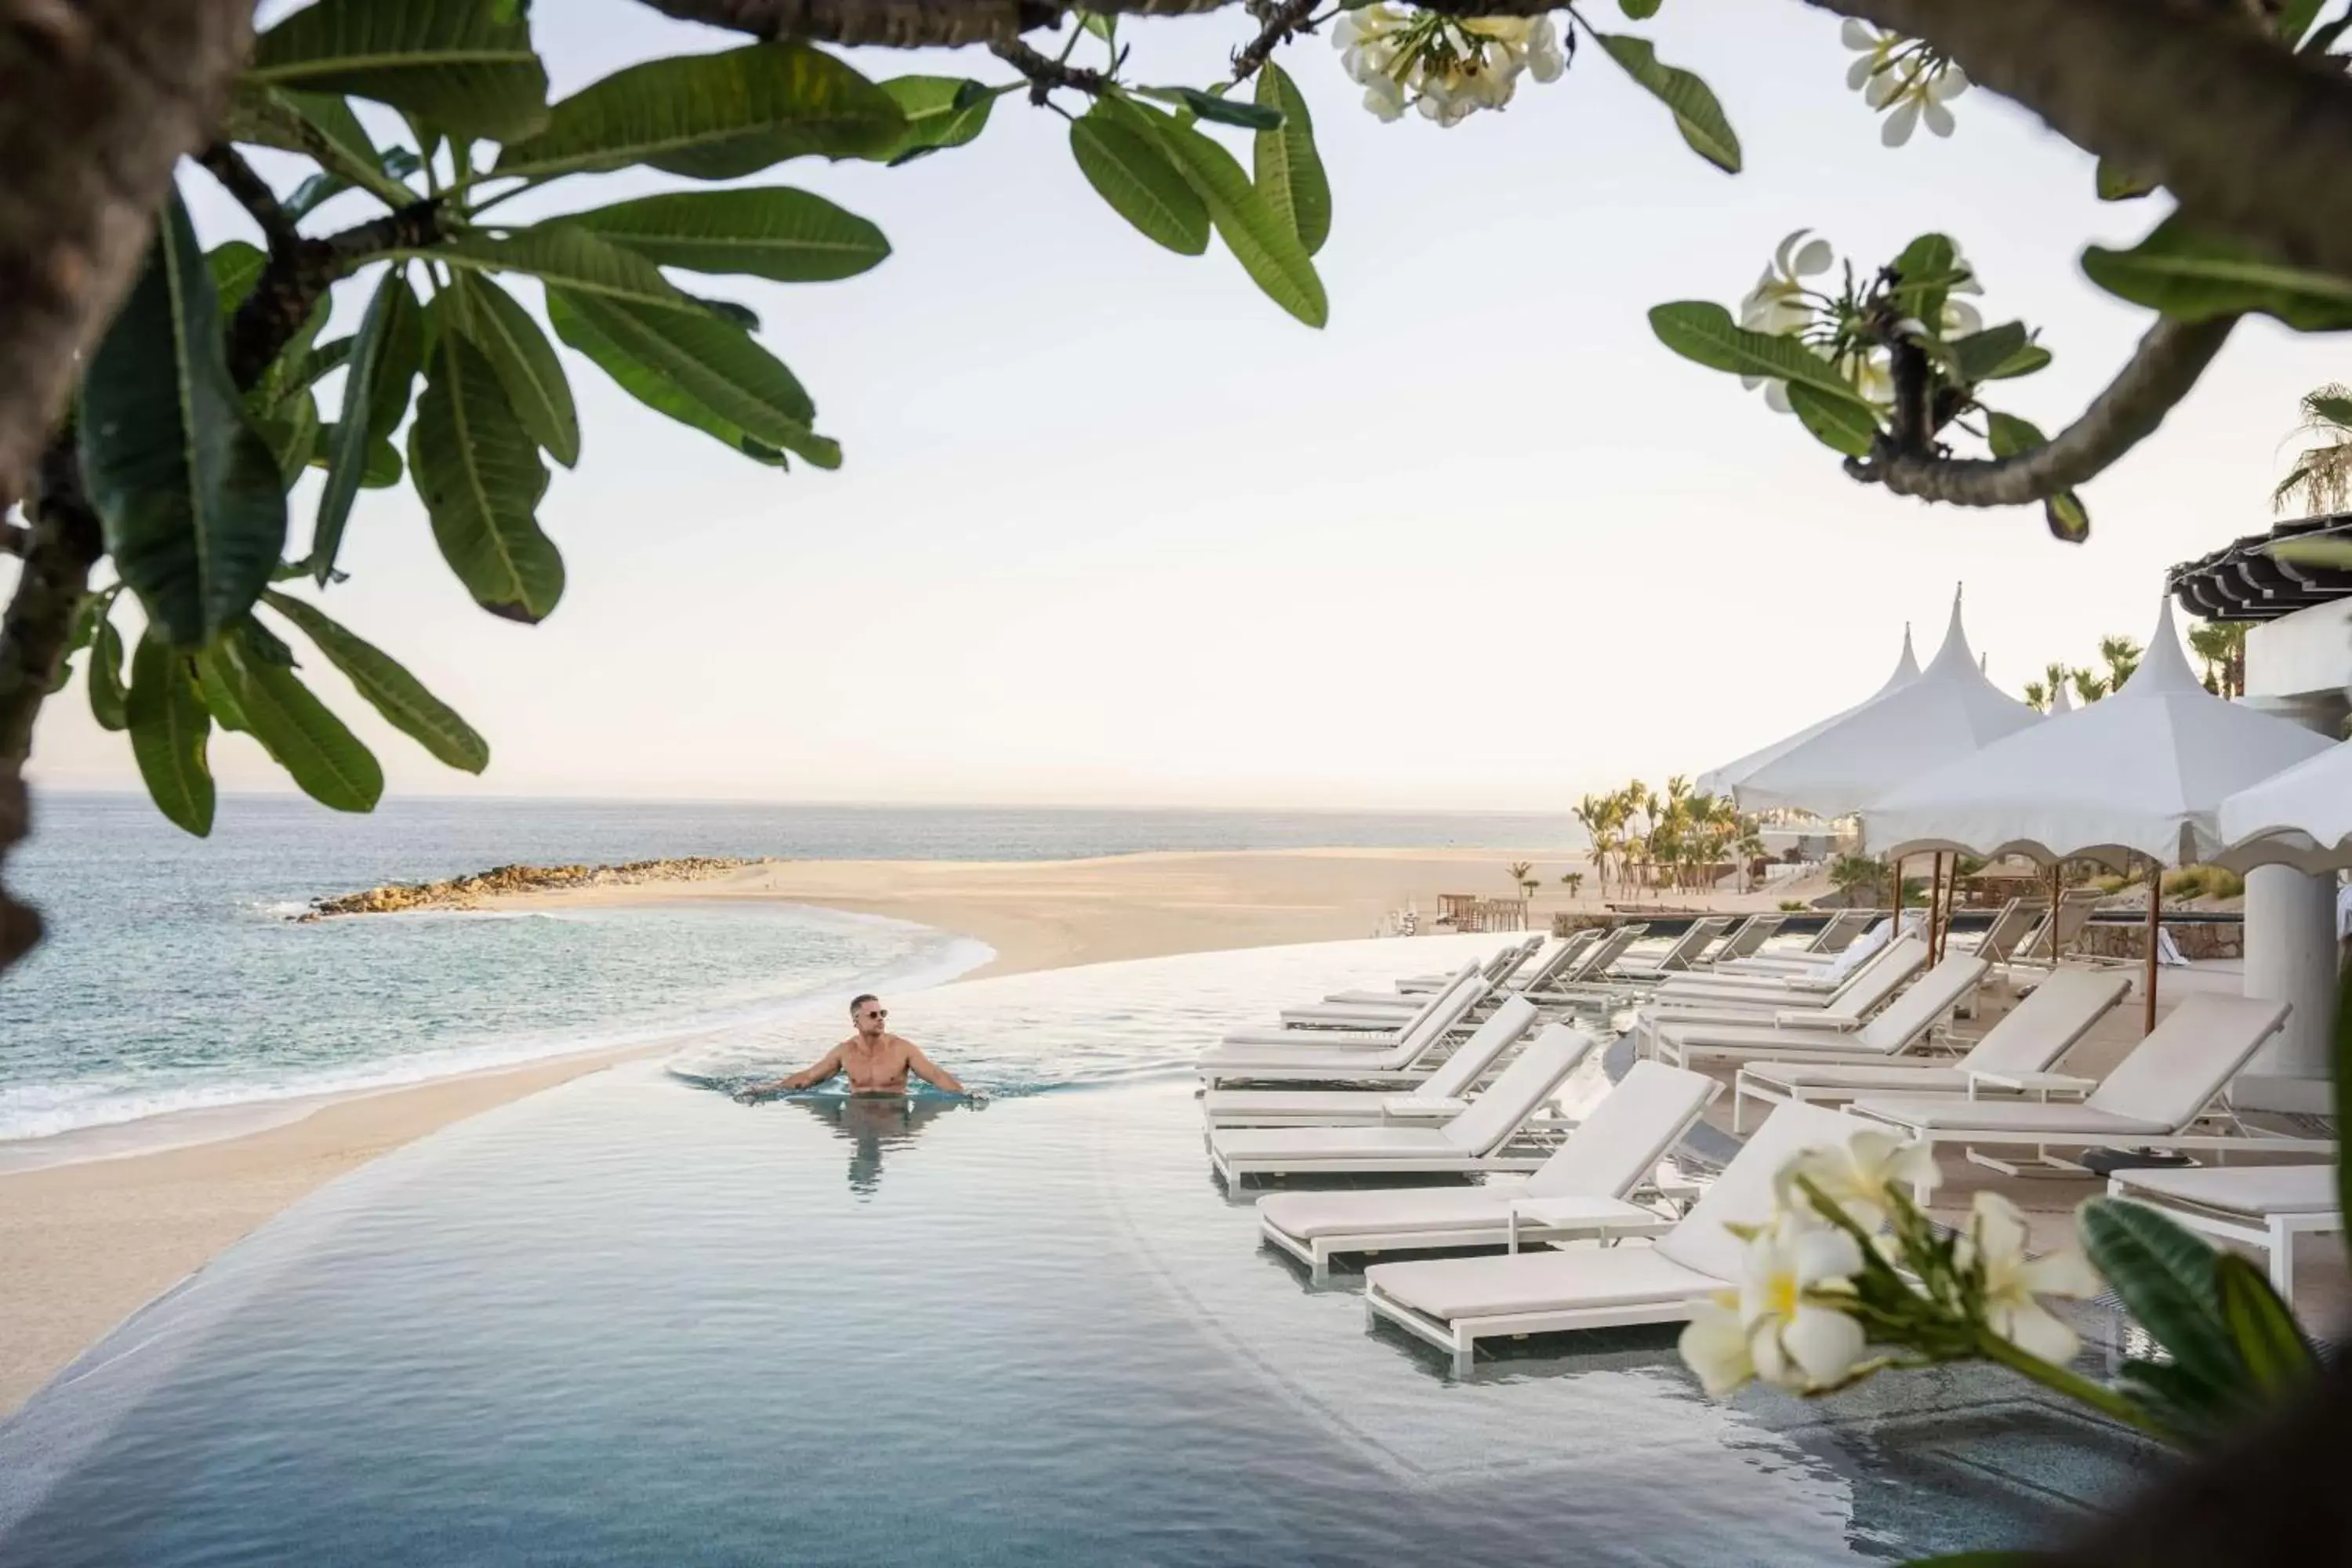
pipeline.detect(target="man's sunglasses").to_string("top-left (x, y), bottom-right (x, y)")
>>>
top-left (861, 1009), bottom-right (887, 1021)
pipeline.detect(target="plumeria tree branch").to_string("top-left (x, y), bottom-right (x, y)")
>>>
top-left (223, 198), bottom-right (448, 390)
top-left (989, 37), bottom-right (1115, 100)
top-left (1232, 0), bottom-right (1322, 82)
top-left (194, 142), bottom-right (297, 253)
top-left (1849, 314), bottom-right (2238, 504)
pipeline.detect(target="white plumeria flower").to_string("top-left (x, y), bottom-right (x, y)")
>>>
top-left (1845, 23), bottom-right (1969, 147)
top-left (1738, 1214), bottom-right (1868, 1390)
top-left (1678, 1294), bottom-right (1755, 1396)
top-left (1740, 229), bottom-right (1832, 336)
top-left (1957, 1192), bottom-right (2103, 1365)
top-left (1525, 16), bottom-right (1566, 82)
top-left (1334, 5), bottom-right (1560, 125)
top-left (1780, 1130), bottom-right (1940, 1229)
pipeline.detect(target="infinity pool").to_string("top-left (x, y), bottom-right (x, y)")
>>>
top-left (0, 938), bottom-right (2157, 1564)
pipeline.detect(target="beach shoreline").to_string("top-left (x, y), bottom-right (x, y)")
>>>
top-left (0, 842), bottom-right (1806, 1418)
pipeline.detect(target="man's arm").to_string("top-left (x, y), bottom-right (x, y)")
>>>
top-left (902, 1040), bottom-right (966, 1095)
top-left (737, 1045), bottom-right (844, 1099)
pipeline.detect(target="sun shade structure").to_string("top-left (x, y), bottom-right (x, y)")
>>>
top-left (1696, 624), bottom-right (1918, 798)
top-left (2216, 740), bottom-right (2352, 874)
top-left (1865, 601), bottom-right (2336, 870)
top-left (1723, 590), bottom-right (2039, 818)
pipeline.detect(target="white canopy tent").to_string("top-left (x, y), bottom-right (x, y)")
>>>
top-left (1866, 601), bottom-right (2338, 1030)
top-left (2217, 740), bottom-right (2352, 876)
top-left (1696, 624), bottom-right (1918, 800)
top-left (1726, 590), bottom-right (2040, 819)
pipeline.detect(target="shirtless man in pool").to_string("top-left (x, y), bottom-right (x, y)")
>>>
top-left (736, 994), bottom-right (968, 1098)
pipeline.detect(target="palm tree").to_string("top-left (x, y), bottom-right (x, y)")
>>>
top-left (2070, 667), bottom-right (2110, 706)
top-left (2022, 678), bottom-right (2051, 713)
top-left (1828, 853), bottom-right (1882, 909)
top-left (2097, 633), bottom-right (2142, 692)
top-left (1507, 860), bottom-right (1537, 902)
top-left (2187, 619), bottom-right (2248, 698)
top-left (2272, 383), bottom-right (2352, 517)
top-left (2021, 660), bottom-right (2071, 713)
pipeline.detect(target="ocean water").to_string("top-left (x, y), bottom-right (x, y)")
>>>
top-left (0, 940), bottom-right (2155, 1565)
top-left (1, 793), bottom-right (1574, 1145)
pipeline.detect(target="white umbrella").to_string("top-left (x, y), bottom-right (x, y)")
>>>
top-left (1867, 599), bottom-right (2337, 1029)
top-left (1695, 624), bottom-right (1918, 799)
top-left (1729, 589), bottom-right (2040, 818)
top-left (2216, 740), bottom-right (2352, 874)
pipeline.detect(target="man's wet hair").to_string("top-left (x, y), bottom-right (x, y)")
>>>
top-left (850, 993), bottom-right (879, 1018)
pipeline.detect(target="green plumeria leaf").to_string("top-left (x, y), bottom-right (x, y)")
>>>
top-left (546, 287), bottom-right (838, 469)
top-left (2095, 156), bottom-right (2158, 202)
top-left (1945, 322), bottom-right (2031, 384)
top-left (223, 88), bottom-right (418, 208)
top-left (2082, 216), bottom-right (2352, 330)
top-left (2213, 1254), bottom-right (2317, 1396)
top-left (1254, 63), bottom-right (1330, 256)
top-left (313, 267), bottom-right (423, 585)
top-left (87, 616), bottom-right (129, 732)
top-left (2279, 0), bottom-right (2328, 44)
top-left (80, 194), bottom-right (288, 648)
top-left (247, 0), bottom-right (548, 143)
top-left (446, 275), bottom-right (580, 466)
top-left (419, 227), bottom-right (700, 314)
top-left (1785, 381), bottom-right (1879, 457)
top-left (561, 188), bottom-right (891, 283)
top-left (1069, 101), bottom-right (1210, 258)
top-left (252, 391), bottom-right (322, 489)
top-left (2043, 490), bottom-right (2091, 543)
top-left (493, 42), bottom-right (902, 183)
top-left (1592, 34), bottom-right (1740, 174)
top-left (1119, 98), bottom-right (1327, 328)
top-left (127, 632), bottom-right (216, 836)
top-left (2078, 1198), bottom-right (2241, 1395)
top-left (1890, 232), bottom-right (1962, 326)
top-left (208, 241), bottom-right (267, 320)
top-left (1137, 85), bottom-right (1283, 132)
top-left (408, 334), bottom-right (561, 622)
top-left (1984, 410), bottom-right (2045, 459)
top-left (214, 626), bottom-right (384, 814)
top-left (873, 76), bottom-right (1002, 164)
top-left (1646, 302), bottom-right (1875, 407)
top-left (264, 590), bottom-right (490, 773)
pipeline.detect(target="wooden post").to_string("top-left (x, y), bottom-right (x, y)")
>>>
top-left (2143, 855), bottom-right (2163, 1036)
top-left (2047, 862), bottom-right (2063, 963)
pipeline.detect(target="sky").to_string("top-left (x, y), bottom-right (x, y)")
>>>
top-left (17, 1), bottom-right (2347, 811)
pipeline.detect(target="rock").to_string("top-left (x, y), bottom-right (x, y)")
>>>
top-left (296, 857), bottom-right (768, 921)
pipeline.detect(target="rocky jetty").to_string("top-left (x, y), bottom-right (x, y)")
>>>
top-left (298, 856), bottom-right (768, 920)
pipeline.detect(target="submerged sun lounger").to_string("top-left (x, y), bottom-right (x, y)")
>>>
top-left (1606, 918), bottom-right (1733, 982)
top-left (1255, 1061), bottom-right (1720, 1277)
top-left (1207, 1023), bottom-right (1599, 1186)
top-left (1733, 967), bottom-right (2131, 1130)
top-left (1850, 993), bottom-right (2325, 1191)
top-left (1222, 971), bottom-right (1486, 1049)
top-left (1646, 952), bottom-right (1989, 1071)
top-left (1363, 1102), bottom-right (1864, 1371)
top-left (1203, 996), bottom-right (1541, 1127)
top-left (1519, 926), bottom-right (1650, 1000)
top-left (1394, 937), bottom-right (1542, 995)
top-left (1314, 933), bottom-right (1599, 1015)
top-left (1198, 978), bottom-right (1491, 1087)
top-left (2106, 1164), bottom-right (2343, 1297)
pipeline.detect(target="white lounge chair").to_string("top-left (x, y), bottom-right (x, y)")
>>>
top-left (1646, 953), bottom-right (1989, 1072)
top-left (2107, 1164), bottom-right (2343, 1298)
top-left (1635, 938), bottom-right (1932, 1044)
top-left (2002, 887), bottom-right (2107, 973)
top-left (1278, 960), bottom-right (1486, 1032)
top-left (1965, 897), bottom-right (2041, 965)
top-left (1315, 933), bottom-right (1599, 1014)
top-left (1207, 1023), bottom-right (1599, 1186)
top-left (1197, 979), bottom-right (1490, 1087)
top-left (1256, 1061), bottom-right (1720, 1278)
top-left (1203, 996), bottom-right (1540, 1128)
top-left (1363, 1102), bottom-right (1864, 1372)
top-left (1221, 971), bottom-right (1486, 1050)
top-left (1693, 909), bottom-right (1922, 982)
top-left (1704, 914), bottom-right (1785, 966)
top-left (1605, 918), bottom-right (1733, 982)
top-left (1850, 993), bottom-right (2325, 1192)
top-left (1802, 908), bottom-right (1875, 954)
top-left (1393, 937), bottom-right (1541, 995)
top-left (1519, 925), bottom-right (1650, 1000)
top-left (1733, 967), bottom-right (2131, 1130)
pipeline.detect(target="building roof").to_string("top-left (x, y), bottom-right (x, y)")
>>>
top-left (2168, 514), bottom-right (2352, 622)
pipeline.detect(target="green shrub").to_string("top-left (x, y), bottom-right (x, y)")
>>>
top-left (1778, 898), bottom-right (1809, 912)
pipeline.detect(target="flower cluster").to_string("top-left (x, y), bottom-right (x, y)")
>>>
top-left (1334, 4), bottom-right (1566, 126)
top-left (1841, 21), bottom-right (1969, 147)
top-left (1733, 230), bottom-right (1982, 412)
top-left (1679, 1129), bottom-right (2102, 1399)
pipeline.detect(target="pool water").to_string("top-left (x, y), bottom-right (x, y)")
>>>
top-left (0, 938), bottom-right (2159, 1565)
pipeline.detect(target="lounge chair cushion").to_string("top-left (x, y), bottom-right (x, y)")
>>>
top-left (2112, 1164), bottom-right (2339, 1218)
top-left (1212, 1126), bottom-right (1457, 1161)
top-left (1260, 1189), bottom-right (1653, 1240)
top-left (1853, 1098), bottom-right (2173, 1136)
top-left (1367, 1246), bottom-right (1722, 1320)
top-left (1198, 1047), bottom-right (1416, 1072)
top-left (1744, 1063), bottom-right (1972, 1094)
top-left (1654, 1022), bottom-right (1889, 1054)
top-left (1204, 1090), bottom-right (1398, 1120)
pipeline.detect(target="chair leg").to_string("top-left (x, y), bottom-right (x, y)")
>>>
top-left (2270, 1219), bottom-right (2295, 1300)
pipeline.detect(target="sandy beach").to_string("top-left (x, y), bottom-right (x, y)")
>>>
top-left (4, 843), bottom-right (1809, 1417)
